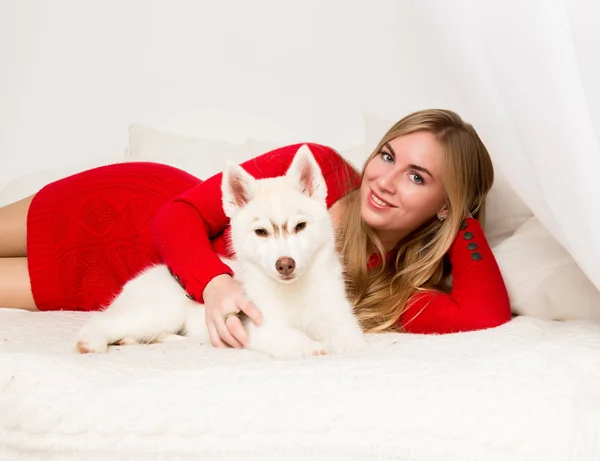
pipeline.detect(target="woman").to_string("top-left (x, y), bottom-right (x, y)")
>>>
top-left (0, 109), bottom-right (511, 348)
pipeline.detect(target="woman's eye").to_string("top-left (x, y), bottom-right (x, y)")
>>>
top-left (380, 151), bottom-right (394, 163)
top-left (410, 173), bottom-right (425, 185)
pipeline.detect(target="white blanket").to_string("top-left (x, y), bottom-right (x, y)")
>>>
top-left (1, 309), bottom-right (600, 461)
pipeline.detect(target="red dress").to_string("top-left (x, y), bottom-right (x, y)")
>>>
top-left (26, 142), bottom-right (511, 334)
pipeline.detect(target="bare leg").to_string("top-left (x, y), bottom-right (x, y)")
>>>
top-left (0, 257), bottom-right (37, 311)
top-left (0, 194), bottom-right (37, 310)
top-left (0, 194), bottom-right (34, 257)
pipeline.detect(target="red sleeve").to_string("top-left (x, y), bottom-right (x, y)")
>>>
top-left (151, 142), bottom-right (360, 303)
top-left (398, 217), bottom-right (512, 334)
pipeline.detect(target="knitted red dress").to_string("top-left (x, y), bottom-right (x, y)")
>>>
top-left (26, 142), bottom-right (511, 334)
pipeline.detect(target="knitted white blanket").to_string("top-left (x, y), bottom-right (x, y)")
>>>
top-left (1, 309), bottom-right (599, 461)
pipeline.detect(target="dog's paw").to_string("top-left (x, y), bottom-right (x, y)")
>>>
top-left (75, 336), bottom-right (109, 354)
top-left (305, 339), bottom-right (328, 357)
top-left (327, 332), bottom-right (367, 355)
top-left (269, 338), bottom-right (328, 360)
top-left (74, 324), bottom-right (110, 354)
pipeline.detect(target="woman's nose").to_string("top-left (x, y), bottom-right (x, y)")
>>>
top-left (377, 168), bottom-right (398, 193)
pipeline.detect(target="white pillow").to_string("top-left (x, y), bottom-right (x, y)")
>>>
top-left (244, 138), bottom-right (280, 157)
top-left (128, 124), bottom-right (253, 180)
top-left (492, 217), bottom-right (600, 322)
top-left (136, 107), bottom-right (303, 146)
top-left (129, 124), bottom-right (365, 185)
top-left (363, 112), bottom-right (533, 246)
top-left (483, 169), bottom-right (534, 247)
top-left (246, 138), bottom-right (367, 172)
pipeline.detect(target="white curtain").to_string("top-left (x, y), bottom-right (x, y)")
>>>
top-left (412, 0), bottom-right (600, 292)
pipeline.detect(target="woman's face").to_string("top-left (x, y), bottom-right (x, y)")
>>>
top-left (360, 131), bottom-right (447, 248)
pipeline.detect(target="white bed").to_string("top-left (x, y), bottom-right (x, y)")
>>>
top-left (4, 1), bottom-right (600, 457)
top-left (2, 309), bottom-right (600, 461)
top-left (2, 120), bottom-right (600, 461)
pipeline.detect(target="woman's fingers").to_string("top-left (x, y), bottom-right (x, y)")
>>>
top-left (240, 300), bottom-right (263, 326)
top-left (203, 278), bottom-right (260, 348)
top-left (206, 320), bottom-right (227, 348)
top-left (213, 313), bottom-right (244, 349)
top-left (226, 315), bottom-right (249, 346)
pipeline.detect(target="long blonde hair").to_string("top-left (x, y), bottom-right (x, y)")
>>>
top-left (336, 109), bottom-right (495, 333)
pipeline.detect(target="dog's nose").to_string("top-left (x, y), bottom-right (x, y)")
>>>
top-left (276, 257), bottom-right (296, 276)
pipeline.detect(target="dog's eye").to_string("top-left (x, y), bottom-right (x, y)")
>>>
top-left (294, 222), bottom-right (307, 232)
top-left (254, 228), bottom-right (268, 237)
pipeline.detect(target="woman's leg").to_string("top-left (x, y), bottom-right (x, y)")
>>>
top-left (0, 257), bottom-right (37, 310)
top-left (0, 194), bottom-right (33, 257)
top-left (0, 194), bottom-right (37, 310)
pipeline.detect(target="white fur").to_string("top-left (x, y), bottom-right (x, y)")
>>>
top-left (74, 144), bottom-right (367, 359)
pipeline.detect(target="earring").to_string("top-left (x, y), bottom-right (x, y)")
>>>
top-left (437, 212), bottom-right (447, 222)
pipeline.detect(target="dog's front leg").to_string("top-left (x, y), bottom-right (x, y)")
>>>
top-left (325, 323), bottom-right (368, 355)
top-left (310, 302), bottom-right (368, 355)
top-left (245, 319), bottom-right (327, 359)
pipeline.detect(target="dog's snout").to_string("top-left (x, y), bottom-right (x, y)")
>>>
top-left (276, 257), bottom-right (296, 276)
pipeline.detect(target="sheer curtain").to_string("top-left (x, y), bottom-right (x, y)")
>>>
top-left (412, 0), bottom-right (600, 291)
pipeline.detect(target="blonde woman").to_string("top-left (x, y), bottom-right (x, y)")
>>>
top-left (0, 109), bottom-right (511, 347)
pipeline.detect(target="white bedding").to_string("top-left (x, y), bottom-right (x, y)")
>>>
top-left (1, 309), bottom-right (600, 461)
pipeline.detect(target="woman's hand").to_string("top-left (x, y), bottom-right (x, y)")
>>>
top-left (201, 274), bottom-right (263, 348)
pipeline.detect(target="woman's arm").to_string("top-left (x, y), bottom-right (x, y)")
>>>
top-left (399, 218), bottom-right (512, 334)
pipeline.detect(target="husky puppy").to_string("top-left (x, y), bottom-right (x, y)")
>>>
top-left (75, 145), bottom-right (367, 359)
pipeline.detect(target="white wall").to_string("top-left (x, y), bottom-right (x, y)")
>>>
top-left (0, 0), bottom-right (462, 186)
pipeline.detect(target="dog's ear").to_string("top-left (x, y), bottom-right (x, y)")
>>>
top-left (222, 161), bottom-right (256, 217)
top-left (286, 144), bottom-right (328, 205)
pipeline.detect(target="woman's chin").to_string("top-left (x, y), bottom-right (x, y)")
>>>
top-left (360, 206), bottom-right (387, 230)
